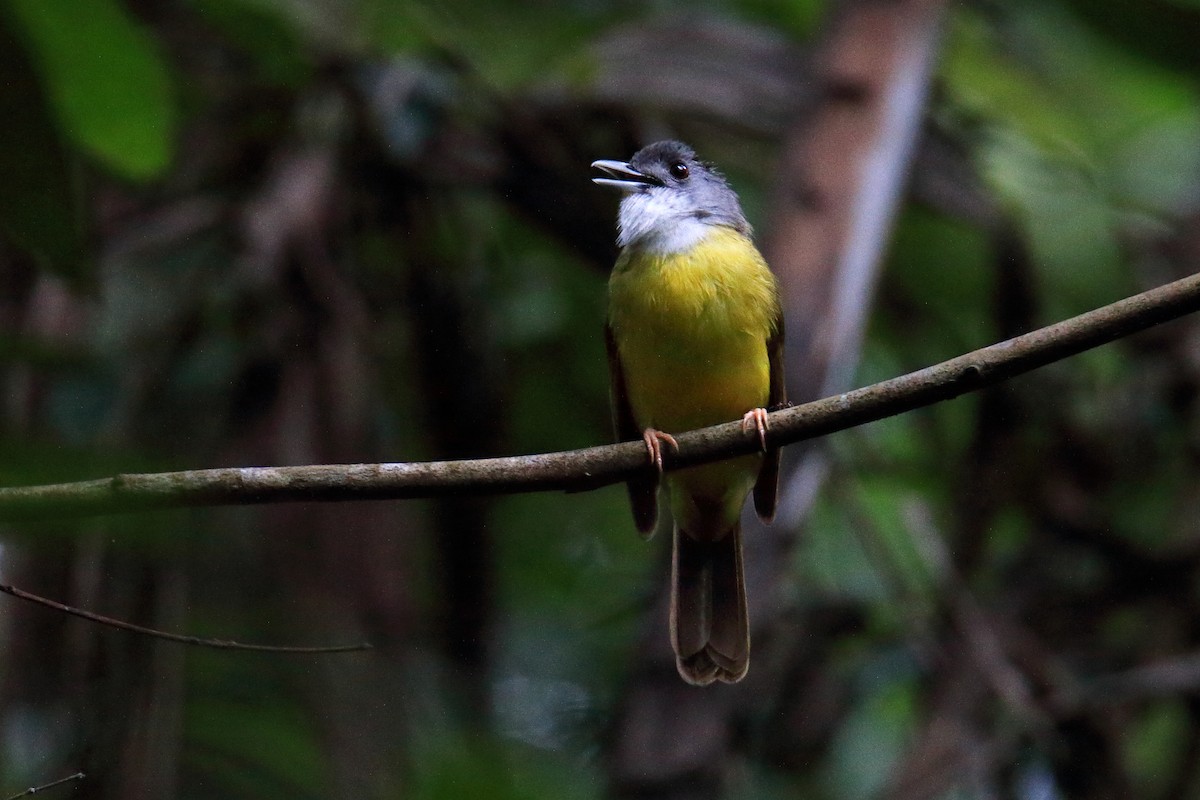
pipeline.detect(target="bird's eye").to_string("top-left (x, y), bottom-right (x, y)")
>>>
top-left (669, 162), bottom-right (689, 180)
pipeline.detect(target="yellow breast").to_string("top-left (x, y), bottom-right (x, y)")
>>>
top-left (608, 226), bottom-right (780, 435)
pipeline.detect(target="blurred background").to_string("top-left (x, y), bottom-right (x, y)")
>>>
top-left (1, 0), bottom-right (1200, 798)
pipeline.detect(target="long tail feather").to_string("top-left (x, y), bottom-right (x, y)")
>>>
top-left (670, 523), bottom-right (749, 685)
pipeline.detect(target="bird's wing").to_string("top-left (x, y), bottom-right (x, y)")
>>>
top-left (606, 324), bottom-right (659, 536)
top-left (753, 311), bottom-right (786, 522)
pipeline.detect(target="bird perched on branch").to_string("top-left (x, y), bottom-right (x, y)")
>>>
top-left (593, 141), bottom-right (785, 685)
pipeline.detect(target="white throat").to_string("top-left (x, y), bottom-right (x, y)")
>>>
top-left (617, 190), bottom-right (711, 255)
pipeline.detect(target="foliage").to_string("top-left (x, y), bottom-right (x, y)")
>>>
top-left (1, 0), bottom-right (1199, 798)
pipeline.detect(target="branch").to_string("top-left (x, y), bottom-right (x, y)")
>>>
top-left (0, 584), bottom-right (371, 654)
top-left (4, 772), bottom-right (85, 800)
top-left (1, 271), bottom-right (1199, 522)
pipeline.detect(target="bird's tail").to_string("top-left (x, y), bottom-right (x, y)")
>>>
top-left (670, 522), bottom-right (749, 685)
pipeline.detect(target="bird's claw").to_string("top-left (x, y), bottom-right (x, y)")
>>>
top-left (742, 408), bottom-right (770, 451)
top-left (641, 428), bottom-right (679, 474)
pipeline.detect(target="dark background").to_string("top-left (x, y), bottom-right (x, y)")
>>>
top-left (2, 0), bottom-right (1200, 798)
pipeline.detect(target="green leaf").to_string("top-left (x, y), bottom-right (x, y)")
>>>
top-left (856, 477), bottom-right (943, 598)
top-left (803, 497), bottom-right (890, 603)
top-left (0, 13), bottom-right (84, 280)
top-left (7, 0), bottom-right (176, 180)
top-left (885, 207), bottom-right (993, 352)
top-left (734, 0), bottom-right (826, 40)
top-left (1124, 702), bottom-right (1189, 797)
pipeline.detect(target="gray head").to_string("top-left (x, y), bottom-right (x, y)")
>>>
top-left (591, 141), bottom-right (750, 253)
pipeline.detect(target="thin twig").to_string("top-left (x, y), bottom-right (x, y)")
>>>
top-left (4, 772), bottom-right (85, 800)
top-left (0, 584), bottom-right (371, 654)
top-left (0, 271), bottom-right (1199, 522)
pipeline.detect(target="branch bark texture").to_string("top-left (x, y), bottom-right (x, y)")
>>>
top-left (2, 270), bottom-right (1199, 522)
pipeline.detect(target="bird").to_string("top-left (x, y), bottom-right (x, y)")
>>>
top-left (592, 140), bottom-right (785, 685)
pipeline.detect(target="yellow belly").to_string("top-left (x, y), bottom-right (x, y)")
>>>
top-left (608, 226), bottom-right (780, 532)
top-left (620, 325), bottom-right (768, 432)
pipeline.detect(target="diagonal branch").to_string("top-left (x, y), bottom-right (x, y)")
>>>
top-left (0, 583), bottom-right (372, 653)
top-left (1, 270), bottom-right (1199, 522)
top-left (3, 772), bottom-right (85, 800)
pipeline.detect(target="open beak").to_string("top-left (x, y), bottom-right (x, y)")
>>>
top-left (591, 160), bottom-right (659, 191)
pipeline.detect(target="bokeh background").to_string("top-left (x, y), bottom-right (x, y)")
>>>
top-left (2, 0), bottom-right (1200, 798)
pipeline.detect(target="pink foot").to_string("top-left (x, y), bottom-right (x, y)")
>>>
top-left (741, 408), bottom-right (770, 451)
top-left (642, 428), bottom-right (679, 473)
